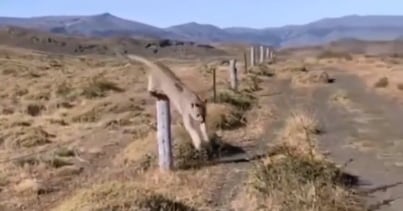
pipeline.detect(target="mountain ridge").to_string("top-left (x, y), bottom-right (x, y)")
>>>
top-left (2, 13), bottom-right (403, 47)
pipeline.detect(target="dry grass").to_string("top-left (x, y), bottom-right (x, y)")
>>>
top-left (344, 138), bottom-right (377, 153)
top-left (248, 64), bottom-right (275, 77)
top-left (374, 77), bottom-right (389, 88)
top-left (172, 124), bottom-right (214, 170)
top-left (0, 44), bottom-right (274, 210)
top-left (318, 50), bottom-right (353, 61)
top-left (330, 89), bottom-right (353, 109)
top-left (249, 153), bottom-right (365, 211)
top-left (273, 62), bottom-right (309, 79)
top-left (292, 70), bottom-right (333, 87)
top-left (0, 46), bottom-right (155, 210)
top-left (242, 73), bottom-right (263, 93)
top-left (51, 181), bottom-right (195, 211)
top-left (206, 103), bottom-right (246, 130)
top-left (276, 109), bottom-right (323, 159)
top-left (81, 76), bottom-right (125, 99)
top-left (4, 126), bottom-right (54, 149)
top-left (241, 110), bottom-right (366, 211)
top-left (113, 132), bottom-right (156, 170)
top-left (216, 89), bottom-right (255, 111)
top-left (25, 103), bottom-right (46, 116)
top-left (172, 124), bottom-right (241, 170)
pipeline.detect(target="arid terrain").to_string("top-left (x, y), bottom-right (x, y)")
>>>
top-left (0, 27), bottom-right (403, 211)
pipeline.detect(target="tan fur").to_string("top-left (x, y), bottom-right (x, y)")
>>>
top-left (125, 54), bottom-right (209, 150)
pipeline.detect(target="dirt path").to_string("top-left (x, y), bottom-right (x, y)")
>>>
top-left (215, 67), bottom-right (403, 210)
top-left (278, 68), bottom-right (403, 211)
top-left (314, 69), bottom-right (403, 210)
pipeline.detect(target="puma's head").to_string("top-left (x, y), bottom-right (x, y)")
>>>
top-left (190, 98), bottom-right (207, 123)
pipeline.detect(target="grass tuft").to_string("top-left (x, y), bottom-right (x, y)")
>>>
top-left (318, 50), bottom-right (353, 60)
top-left (206, 103), bottom-right (246, 130)
top-left (278, 109), bottom-right (323, 159)
top-left (7, 126), bottom-right (54, 148)
top-left (374, 77), bottom-right (389, 88)
top-left (330, 90), bottom-right (352, 109)
top-left (173, 125), bottom-right (243, 170)
top-left (216, 90), bottom-right (255, 111)
top-left (249, 152), bottom-right (365, 211)
top-left (246, 109), bottom-right (366, 211)
top-left (51, 181), bottom-right (195, 211)
top-left (81, 77), bottom-right (124, 99)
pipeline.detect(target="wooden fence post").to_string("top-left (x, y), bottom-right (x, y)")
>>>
top-left (229, 59), bottom-right (238, 91)
top-left (212, 67), bottom-right (217, 103)
top-left (243, 51), bottom-right (248, 73)
top-left (250, 46), bottom-right (255, 67)
top-left (266, 47), bottom-right (270, 61)
top-left (156, 98), bottom-right (173, 171)
top-left (259, 45), bottom-right (264, 63)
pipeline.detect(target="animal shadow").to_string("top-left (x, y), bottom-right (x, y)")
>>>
top-left (206, 137), bottom-right (246, 160)
top-left (174, 135), bottom-right (249, 170)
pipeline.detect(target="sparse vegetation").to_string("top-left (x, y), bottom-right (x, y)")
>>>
top-left (249, 152), bottom-right (365, 211)
top-left (26, 103), bottom-right (45, 116)
top-left (173, 124), bottom-right (243, 170)
top-left (249, 64), bottom-right (275, 77)
top-left (0, 171), bottom-right (8, 187)
top-left (318, 50), bottom-right (353, 60)
top-left (81, 77), bottom-right (124, 99)
top-left (242, 74), bottom-right (262, 93)
top-left (216, 89), bottom-right (255, 110)
top-left (292, 70), bottom-right (333, 86)
top-left (70, 102), bottom-right (111, 123)
top-left (374, 77), bottom-right (389, 88)
top-left (276, 110), bottom-right (322, 159)
top-left (56, 81), bottom-right (76, 98)
top-left (4, 33), bottom-right (402, 211)
top-left (207, 103), bottom-right (246, 130)
top-left (43, 156), bottom-right (75, 168)
top-left (6, 126), bottom-right (54, 148)
top-left (245, 110), bottom-right (366, 211)
top-left (114, 131), bottom-right (157, 171)
top-left (52, 182), bottom-right (195, 211)
top-left (330, 89), bottom-right (352, 109)
top-left (2, 68), bottom-right (17, 75)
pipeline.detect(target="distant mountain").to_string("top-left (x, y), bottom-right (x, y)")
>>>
top-left (166, 22), bottom-right (234, 42)
top-left (2, 13), bottom-right (403, 47)
top-left (0, 13), bottom-right (181, 40)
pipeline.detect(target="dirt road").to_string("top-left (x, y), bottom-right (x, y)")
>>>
top-left (210, 67), bottom-right (403, 210)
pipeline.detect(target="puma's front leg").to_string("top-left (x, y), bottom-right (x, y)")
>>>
top-left (183, 115), bottom-right (202, 150)
top-left (199, 122), bottom-right (210, 143)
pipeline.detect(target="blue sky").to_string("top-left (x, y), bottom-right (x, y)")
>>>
top-left (0, 0), bottom-right (402, 28)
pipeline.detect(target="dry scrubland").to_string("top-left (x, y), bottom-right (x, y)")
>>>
top-left (0, 43), bottom-right (379, 211)
top-left (299, 49), bottom-right (403, 105)
top-left (0, 45), bottom-right (273, 210)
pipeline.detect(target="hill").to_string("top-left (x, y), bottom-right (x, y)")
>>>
top-left (0, 26), bottom-right (226, 57)
top-left (2, 14), bottom-right (403, 47)
top-left (0, 13), bottom-right (181, 40)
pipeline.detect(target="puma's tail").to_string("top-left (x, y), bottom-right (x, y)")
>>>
top-left (126, 54), bottom-right (182, 82)
top-left (125, 54), bottom-right (160, 71)
top-left (111, 48), bottom-right (157, 74)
